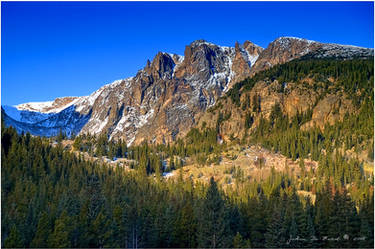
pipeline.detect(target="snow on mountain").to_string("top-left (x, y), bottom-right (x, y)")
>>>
top-left (3, 105), bottom-right (23, 121)
top-left (3, 105), bottom-right (54, 124)
top-left (16, 96), bottom-right (81, 113)
top-left (16, 101), bottom-right (55, 112)
top-left (3, 106), bottom-right (53, 124)
top-left (3, 37), bottom-right (373, 145)
top-left (74, 78), bottom-right (131, 113)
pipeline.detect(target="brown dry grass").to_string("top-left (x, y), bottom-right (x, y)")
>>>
top-left (166, 145), bottom-right (318, 186)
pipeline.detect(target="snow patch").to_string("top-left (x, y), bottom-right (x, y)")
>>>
top-left (16, 101), bottom-right (54, 112)
top-left (127, 136), bottom-right (135, 147)
top-left (191, 40), bottom-right (216, 47)
top-left (97, 116), bottom-right (109, 134)
top-left (138, 109), bottom-right (154, 128)
top-left (162, 172), bottom-right (174, 178)
top-left (3, 105), bottom-right (54, 124)
top-left (277, 36), bottom-right (316, 45)
top-left (75, 77), bottom-right (133, 112)
top-left (243, 49), bottom-right (259, 68)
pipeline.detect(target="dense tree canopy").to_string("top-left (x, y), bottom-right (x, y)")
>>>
top-left (2, 125), bottom-right (374, 248)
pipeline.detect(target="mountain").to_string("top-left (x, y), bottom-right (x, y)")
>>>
top-left (250, 37), bottom-right (373, 75)
top-left (2, 37), bottom-right (373, 145)
top-left (198, 58), bottom-right (373, 150)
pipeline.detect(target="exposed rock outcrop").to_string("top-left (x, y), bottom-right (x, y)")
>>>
top-left (3, 37), bottom-right (373, 145)
top-left (197, 77), bottom-right (357, 143)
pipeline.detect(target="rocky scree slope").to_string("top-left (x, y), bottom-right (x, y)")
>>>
top-left (2, 37), bottom-right (373, 145)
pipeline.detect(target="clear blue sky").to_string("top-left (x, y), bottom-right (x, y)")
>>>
top-left (2, 1), bottom-right (374, 106)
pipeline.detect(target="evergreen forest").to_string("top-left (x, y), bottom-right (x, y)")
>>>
top-left (2, 57), bottom-right (374, 248)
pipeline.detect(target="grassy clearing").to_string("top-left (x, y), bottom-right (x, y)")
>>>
top-left (167, 145), bottom-right (317, 186)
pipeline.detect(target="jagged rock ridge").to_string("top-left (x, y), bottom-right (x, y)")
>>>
top-left (2, 37), bottom-right (373, 145)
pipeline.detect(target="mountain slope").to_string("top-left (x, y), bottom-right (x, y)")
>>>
top-left (197, 57), bottom-right (374, 163)
top-left (250, 37), bottom-right (373, 75)
top-left (2, 37), bottom-right (373, 145)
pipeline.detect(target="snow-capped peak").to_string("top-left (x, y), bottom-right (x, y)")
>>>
top-left (275, 36), bottom-right (317, 44)
top-left (15, 96), bottom-right (82, 114)
top-left (190, 39), bottom-right (216, 47)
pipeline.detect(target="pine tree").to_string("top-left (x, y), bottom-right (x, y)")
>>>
top-left (359, 213), bottom-right (373, 248)
top-left (30, 212), bottom-right (51, 247)
top-left (197, 177), bottom-right (230, 248)
top-left (265, 206), bottom-right (286, 248)
top-left (306, 212), bottom-right (318, 248)
top-left (233, 232), bottom-right (247, 248)
top-left (172, 201), bottom-right (196, 248)
top-left (299, 157), bottom-right (306, 177)
top-left (91, 210), bottom-right (109, 247)
top-left (287, 215), bottom-right (299, 248)
top-left (73, 135), bottom-right (82, 151)
top-left (47, 211), bottom-right (72, 248)
top-left (57, 129), bottom-right (64, 143)
top-left (4, 225), bottom-right (24, 248)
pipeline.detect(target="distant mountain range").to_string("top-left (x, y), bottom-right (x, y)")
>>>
top-left (2, 37), bottom-right (373, 145)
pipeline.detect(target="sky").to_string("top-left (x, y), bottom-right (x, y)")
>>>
top-left (1, 1), bottom-right (374, 106)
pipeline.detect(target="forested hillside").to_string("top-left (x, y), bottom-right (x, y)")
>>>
top-left (198, 58), bottom-right (373, 179)
top-left (2, 57), bottom-right (374, 248)
top-left (2, 125), bottom-right (374, 248)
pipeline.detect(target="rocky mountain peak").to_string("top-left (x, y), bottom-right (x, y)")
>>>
top-left (189, 39), bottom-right (215, 48)
top-left (251, 36), bottom-right (323, 74)
top-left (144, 52), bottom-right (176, 80)
top-left (4, 37), bottom-right (373, 146)
top-left (145, 59), bottom-right (151, 69)
top-left (274, 36), bottom-right (317, 45)
top-left (228, 40), bottom-right (263, 88)
top-left (235, 41), bottom-right (240, 51)
top-left (175, 40), bottom-right (229, 81)
top-left (243, 41), bottom-right (264, 58)
top-left (267, 36), bottom-right (320, 57)
top-left (250, 36), bottom-right (374, 76)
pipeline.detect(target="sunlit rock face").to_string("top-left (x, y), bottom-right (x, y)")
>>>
top-left (3, 38), bottom-right (373, 145)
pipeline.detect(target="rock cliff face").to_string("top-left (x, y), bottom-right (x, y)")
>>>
top-left (2, 37), bottom-right (373, 145)
top-left (196, 76), bottom-right (357, 143)
top-left (228, 41), bottom-right (263, 88)
top-left (4, 40), bottom-right (262, 145)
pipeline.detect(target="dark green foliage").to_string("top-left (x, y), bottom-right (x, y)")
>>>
top-left (30, 212), bottom-right (51, 247)
top-left (252, 94), bottom-right (261, 113)
top-left (2, 57), bottom-right (373, 248)
top-left (4, 225), bottom-right (24, 248)
top-left (1, 126), bottom-right (373, 247)
top-left (71, 125), bottom-right (223, 170)
top-left (228, 58), bottom-right (373, 109)
top-left (48, 211), bottom-right (72, 248)
top-left (197, 177), bottom-right (230, 248)
top-left (265, 206), bottom-right (286, 248)
top-left (216, 111), bottom-right (231, 134)
top-left (244, 112), bottom-right (254, 129)
top-left (233, 232), bottom-right (247, 248)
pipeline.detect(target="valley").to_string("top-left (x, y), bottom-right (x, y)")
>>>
top-left (2, 2), bottom-right (374, 248)
top-left (56, 139), bottom-right (317, 184)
